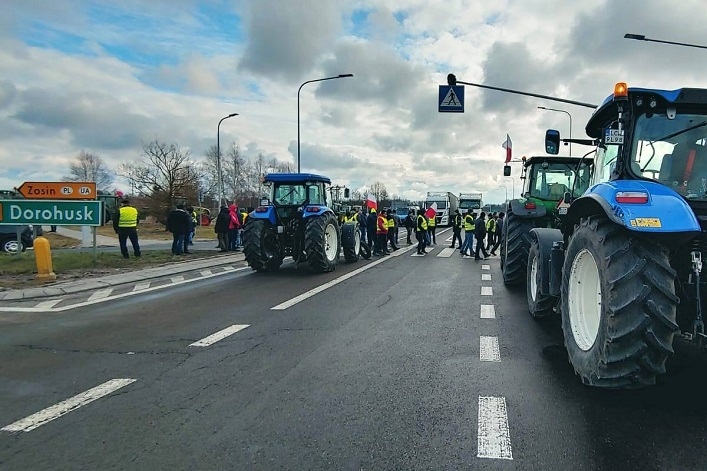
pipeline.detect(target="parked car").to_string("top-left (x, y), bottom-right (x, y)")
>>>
top-left (0, 225), bottom-right (40, 253)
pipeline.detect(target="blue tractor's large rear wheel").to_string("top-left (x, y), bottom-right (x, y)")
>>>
top-left (305, 213), bottom-right (340, 273)
top-left (561, 215), bottom-right (679, 388)
top-left (243, 219), bottom-right (283, 272)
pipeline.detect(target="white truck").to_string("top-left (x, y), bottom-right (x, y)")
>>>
top-left (425, 191), bottom-right (459, 226)
top-left (458, 192), bottom-right (483, 215)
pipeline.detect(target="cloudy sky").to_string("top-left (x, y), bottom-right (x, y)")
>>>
top-left (1, 0), bottom-right (706, 204)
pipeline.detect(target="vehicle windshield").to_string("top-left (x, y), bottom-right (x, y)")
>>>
top-left (459, 200), bottom-right (481, 209)
top-left (428, 201), bottom-right (447, 209)
top-left (528, 161), bottom-right (591, 200)
top-left (631, 112), bottom-right (707, 200)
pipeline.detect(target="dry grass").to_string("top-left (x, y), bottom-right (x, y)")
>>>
top-left (91, 223), bottom-right (214, 240)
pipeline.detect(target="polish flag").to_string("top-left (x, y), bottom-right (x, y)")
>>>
top-left (425, 202), bottom-right (438, 219)
top-left (502, 134), bottom-right (512, 163)
top-left (365, 194), bottom-right (377, 209)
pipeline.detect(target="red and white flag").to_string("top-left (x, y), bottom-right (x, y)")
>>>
top-left (502, 134), bottom-right (512, 163)
top-left (365, 193), bottom-right (377, 209)
top-left (425, 202), bottom-right (437, 219)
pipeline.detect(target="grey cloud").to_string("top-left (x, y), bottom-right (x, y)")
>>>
top-left (0, 81), bottom-right (17, 109)
top-left (238, 0), bottom-right (342, 81)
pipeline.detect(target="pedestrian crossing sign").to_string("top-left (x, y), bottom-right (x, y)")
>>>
top-left (438, 85), bottom-right (464, 113)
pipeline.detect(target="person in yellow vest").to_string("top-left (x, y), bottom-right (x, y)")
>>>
top-left (460, 211), bottom-right (476, 257)
top-left (427, 209), bottom-right (437, 244)
top-left (375, 209), bottom-right (389, 256)
top-left (112, 199), bottom-right (141, 259)
top-left (386, 210), bottom-right (399, 251)
top-left (485, 212), bottom-right (497, 252)
top-left (416, 209), bottom-right (428, 255)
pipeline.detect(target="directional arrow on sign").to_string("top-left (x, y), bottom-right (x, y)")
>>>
top-left (16, 182), bottom-right (97, 200)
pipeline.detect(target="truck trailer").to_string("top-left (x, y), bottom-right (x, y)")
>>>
top-left (425, 191), bottom-right (458, 226)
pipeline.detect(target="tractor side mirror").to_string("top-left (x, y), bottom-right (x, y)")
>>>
top-left (344, 188), bottom-right (350, 198)
top-left (563, 191), bottom-right (572, 203)
top-left (503, 165), bottom-right (511, 177)
top-left (545, 129), bottom-right (560, 155)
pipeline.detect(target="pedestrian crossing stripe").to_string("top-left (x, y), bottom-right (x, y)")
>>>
top-left (436, 248), bottom-right (455, 258)
top-left (411, 253), bottom-right (426, 257)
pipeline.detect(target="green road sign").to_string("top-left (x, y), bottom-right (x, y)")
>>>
top-left (0, 200), bottom-right (103, 226)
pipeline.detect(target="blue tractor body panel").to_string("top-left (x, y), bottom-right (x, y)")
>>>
top-left (248, 206), bottom-right (278, 226)
top-left (576, 180), bottom-right (700, 233)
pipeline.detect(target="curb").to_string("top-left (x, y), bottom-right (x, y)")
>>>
top-left (0, 253), bottom-right (246, 301)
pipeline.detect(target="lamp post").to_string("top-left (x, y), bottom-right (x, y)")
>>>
top-left (217, 113), bottom-right (238, 207)
top-left (498, 185), bottom-right (508, 202)
top-left (624, 33), bottom-right (707, 50)
top-left (504, 176), bottom-right (515, 199)
top-left (538, 106), bottom-right (573, 156)
top-left (298, 74), bottom-right (354, 173)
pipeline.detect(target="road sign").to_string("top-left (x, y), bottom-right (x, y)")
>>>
top-left (16, 181), bottom-right (97, 200)
top-left (0, 200), bottom-right (103, 226)
top-left (438, 85), bottom-right (465, 112)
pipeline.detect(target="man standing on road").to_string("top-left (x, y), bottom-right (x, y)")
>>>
top-left (375, 209), bottom-right (389, 256)
top-left (460, 211), bottom-right (475, 257)
top-left (404, 210), bottom-right (414, 245)
top-left (358, 208), bottom-right (368, 245)
top-left (387, 210), bottom-right (399, 252)
top-left (228, 204), bottom-right (242, 251)
top-left (450, 209), bottom-right (463, 249)
top-left (490, 212), bottom-right (505, 256)
top-left (214, 206), bottom-right (231, 252)
top-left (416, 209), bottom-right (428, 255)
top-left (427, 209), bottom-right (437, 244)
top-left (113, 199), bottom-right (141, 259)
top-left (367, 208), bottom-right (377, 255)
top-left (167, 204), bottom-right (191, 255)
top-left (474, 212), bottom-right (491, 261)
top-left (486, 212), bottom-right (497, 251)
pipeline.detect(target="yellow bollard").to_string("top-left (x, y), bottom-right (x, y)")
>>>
top-left (33, 236), bottom-right (57, 282)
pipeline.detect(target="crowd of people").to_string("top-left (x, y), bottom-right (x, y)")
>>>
top-left (340, 205), bottom-right (505, 261)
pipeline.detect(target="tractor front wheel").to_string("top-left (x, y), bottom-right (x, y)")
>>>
top-left (527, 238), bottom-right (555, 319)
top-left (561, 215), bottom-right (679, 388)
top-left (501, 211), bottom-right (534, 285)
top-left (305, 213), bottom-right (341, 273)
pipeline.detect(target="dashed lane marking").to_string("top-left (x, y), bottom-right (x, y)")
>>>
top-left (480, 304), bottom-right (495, 319)
top-left (477, 396), bottom-right (513, 460)
top-left (480, 336), bottom-right (501, 362)
top-left (132, 283), bottom-right (151, 292)
top-left (171, 275), bottom-right (185, 283)
top-left (33, 299), bottom-right (62, 309)
top-left (200, 269), bottom-right (212, 276)
top-left (1, 266), bottom-right (250, 313)
top-left (482, 274), bottom-right (491, 281)
top-left (482, 264), bottom-right (490, 270)
top-left (87, 288), bottom-right (113, 302)
top-left (1, 378), bottom-right (137, 433)
top-left (481, 286), bottom-right (493, 296)
top-left (189, 324), bottom-right (250, 347)
top-left (437, 248), bottom-right (455, 257)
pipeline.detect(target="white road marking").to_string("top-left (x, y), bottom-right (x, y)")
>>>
top-left (132, 282), bottom-right (151, 292)
top-left (480, 336), bottom-right (501, 362)
top-left (0, 266), bottom-right (250, 313)
top-left (437, 248), bottom-right (455, 257)
top-left (1, 378), bottom-right (137, 433)
top-left (223, 266), bottom-right (236, 272)
top-left (189, 324), bottom-right (250, 347)
top-left (482, 274), bottom-right (491, 281)
top-left (481, 286), bottom-right (493, 296)
top-left (271, 241), bottom-right (424, 310)
top-left (480, 304), bottom-right (496, 319)
top-left (171, 275), bottom-right (185, 283)
top-left (87, 288), bottom-right (113, 301)
top-left (477, 396), bottom-right (513, 460)
top-left (33, 299), bottom-right (62, 309)
top-left (200, 269), bottom-right (212, 276)
top-left (482, 264), bottom-right (490, 270)
top-left (410, 253), bottom-right (426, 257)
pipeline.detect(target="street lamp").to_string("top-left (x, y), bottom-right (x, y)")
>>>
top-left (538, 106), bottom-right (572, 156)
top-left (297, 73), bottom-right (354, 173)
top-left (217, 113), bottom-right (238, 207)
top-left (497, 185), bottom-right (508, 202)
top-left (504, 176), bottom-right (515, 199)
top-left (624, 33), bottom-right (707, 50)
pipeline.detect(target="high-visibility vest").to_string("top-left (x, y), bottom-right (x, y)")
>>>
top-left (417, 215), bottom-right (427, 231)
top-left (118, 206), bottom-right (138, 228)
top-left (453, 214), bottom-right (462, 228)
top-left (428, 215), bottom-right (436, 227)
top-left (464, 214), bottom-right (474, 232)
top-left (486, 218), bottom-right (496, 232)
top-left (241, 212), bottom-right (248, 224)
top-left (387, 218), bottom-right (395, 229)
top-left (376, 215), bottom-right (388, 234)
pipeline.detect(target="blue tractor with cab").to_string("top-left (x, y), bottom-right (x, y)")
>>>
top-left (243, 173), bottom-right (362, 273)
top-left (529, 82), bottom-right (707, 388)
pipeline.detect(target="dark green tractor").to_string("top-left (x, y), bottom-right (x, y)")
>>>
top-left (500, 156), bottom-right (593, 314)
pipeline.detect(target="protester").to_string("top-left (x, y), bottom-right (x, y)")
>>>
top-left (228, 204), bottom-right (242, 251)
top-left (214, 206), bottom-right (231, 252)
top-left (166, 204), bottom-right (192, 255)
top-left (113, 199), bottom-right (141, 259)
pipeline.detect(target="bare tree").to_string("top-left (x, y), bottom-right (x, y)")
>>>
top-left (368, 181), bottom-right (389, 204)
top-left (119, 140), bottom-right (199, 221)
top-left (223, 143), bottom-right (248, 203)
top-left (63, 151), bottom-right (114, 190)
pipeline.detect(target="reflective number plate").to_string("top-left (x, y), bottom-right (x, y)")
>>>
top-left (605, 129), bottom-right (625, 145)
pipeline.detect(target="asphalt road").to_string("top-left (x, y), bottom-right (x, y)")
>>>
top-left (2, 231), bottom-right (707, 470)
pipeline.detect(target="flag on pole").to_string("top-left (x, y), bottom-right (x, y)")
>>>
top-left (365, 194), bottom-right (377, 209)
top-left (502, 134), bottom-right (512, 163)
top-left (425, 202), bottom-right (438, 219)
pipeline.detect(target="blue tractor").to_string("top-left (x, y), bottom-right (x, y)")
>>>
top-left (529, 82), bottom-right (707, 388)
top-left (243, 173), bottom-right (362, 272)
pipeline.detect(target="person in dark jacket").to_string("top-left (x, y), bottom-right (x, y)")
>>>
top-left (358, 209), bottom-right (368, 244)
top-left (450, 209), bottom-right (463, 248)
top-left (404, 210), bottom-right (415, 244)
top-left (166, 204), bottom-right (191, 255)
top-left (490, 212), bottom-right (505, 256)
top-left (474, 211), bottom-right (491, 260)
top-left (214, 206), bottom-right (231, 252)
top-left (367, 208), bottom-right (378, 254)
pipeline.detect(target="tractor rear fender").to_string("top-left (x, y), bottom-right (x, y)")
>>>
top-left (340, 222), bottom-right (358, 249)
top-left (566, 181), bottom-right (700, 235)
top-left (248, 206), bottom-right (278, 226)
top-left (302, 206), bottom-right (335, 220)
top-left (509, 199), bottom-right (547, 218)
top-left (528, 228), bottom-right (563, 296)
